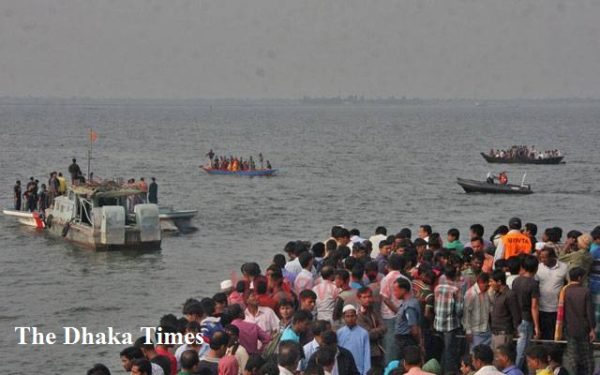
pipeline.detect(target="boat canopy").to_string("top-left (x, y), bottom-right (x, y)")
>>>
top-left (70, 182), bottom-right (143, 199)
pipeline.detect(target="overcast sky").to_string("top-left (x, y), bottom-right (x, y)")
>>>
top-left (1, 0), bottom-right (599, 99)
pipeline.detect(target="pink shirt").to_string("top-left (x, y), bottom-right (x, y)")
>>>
top-left (379, 271), bottom-right (410, 319)
top-left (231, 319), bottom-right (271, 355)
top-left (294, 269), bottom-right (314, 295)
top-left (244, 306), bottom-right (280, 333)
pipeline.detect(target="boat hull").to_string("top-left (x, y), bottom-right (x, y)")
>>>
top-left (159, 207), bottom-right (198, 233)
top-left (201, 166), bottom-right (277, 176)
top-left (456, 178), bottom-right (533, 194)
top-left (2, 210), bottom-right (46, 228)
top-left (480, 153), bottom-right (564, 165)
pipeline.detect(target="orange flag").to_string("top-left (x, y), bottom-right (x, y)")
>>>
top-left (89, 130), bottom-right (98, 143)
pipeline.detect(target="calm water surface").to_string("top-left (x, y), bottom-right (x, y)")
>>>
top-left (1, 99), bottom-right (599, 374)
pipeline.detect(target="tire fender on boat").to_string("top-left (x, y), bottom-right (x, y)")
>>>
top-left (62, 222), bottom-right (70, 237)
top-left (45, 214), bottom-right (53, 228)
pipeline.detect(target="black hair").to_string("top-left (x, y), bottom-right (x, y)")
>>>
top-left (209, 331), bottom-right (229, 350)
top-left (388, 254), bottom-right (406, 271)
top-left (548, 345), bottom-right (564, 364)
top-left (321, 330), bottom-right (338, 346)
top-left (413, 238), bottom-right (427, 247)
top-left (279, 298), bottom-right (294, 308)
top-left (525, 345), bottom-right (548, 363)
top-left (349, 228), bottom-right (360, 236)
top-left (273, 254), bottom-right (287, 268)
top-left (312, 242), bottom-right (325, 257)
top-left (299, 251), bottom-right (313, 268)
top-left (311, 320), bottom-right (330, 336)
top-left (181, 349), bottom-right (200, 370)
top-left (495, 259), bottom-right (507, 270)
top-left (200, 298), bottom-right (216, 316)
top-left (87, 364), bottom-right (111, 375)
top-left (213, 292), bottom-right (228, 304)
top-left (357, 286), bottom-right (372, 296)
top-left (420, 225), bottom-right (432, 236)
top-left (492, 269), bottom-right (506, 284)
top-left (183, 299), bottom-right (203, 316)
top-left (241, 262), bottom-right (261, 277)
top-left (395, 277), bottom-right (411, 291)
top-left (591, 226), bottom-right (600, 240)
top-left (471, 252), bottom-right (485, 263)
top-left (375, 226), bottom-right (387, 235)
top-left (496, 344), bottom-right (516, 364)
top-left (443, 264), bottom-right (457, 280)
top-left (255, 277), bottom-right (269, 294)
top-left (344, 256), bottom-right (357, 271)
top-left (351, 264), bottom-right (364, 280)
top-left (524, 223), bottom-right (537, 236)
top-left (470, 224), bottom-right (484, 237)
top-left (130, 359), bottom-right (151, 374)
top-left (335, 269), bottom-right (350, 283)
top-left (540, 246), bottom-right (557, 259)
top-left (245, 354), bottom-right (266, 372)
top-left (491, 225), bottom-right (509, 242)
top-left (472, 344), bottom-right (494, 364)
top-left (235, 280), bottom-right (247, 293)
top-left (447, 228), bottom-right (460, 240)
top-left (477, 272), bottom-right (490, 283)
top-left (567, 230), bottom-right (582, 240)
top-left (284, 241), bottom-right (296, 254)
top-left (338, 245), bottom-right (351, 259)
top-left (227, 304), bottom-right (244, 320)
top-left (299, 289), bottom-right (317, 301)
top-left (403, 345), bottom-right (422, 366)
top-left (278, 340), bottom-right (301, 367)
top-left (569, 266), bottom-right (586, 281)
top-left (507, 256), bottom-right (521, 275)
top-left (292, 309), bottom-right (313, 324)
top-left (315, 346), bottom-right (337, 367)
top-left (120, 346), bottom-right (144, 359)
top-left (325, 239), bottom-right (337, 252)
top-left (428, 233), bottom-right (442, 249)
top-left (186, 321), bottom-right (202, 333)
top-left (398, 228), bottom-right (412, 239)
top-left (320, 265), bottom-right (334, 280)
top-left (522, 255), bottom-right (539, 273)
top-left (159, 314), bottom-right (178, 328)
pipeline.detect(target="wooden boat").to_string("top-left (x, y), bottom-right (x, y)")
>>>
top-left (201, 166), bottom-right (278, 177)
top-left (481, 152), bottom-right (564, 165)
top-left (2, 209), bottom-right (46, 229)
top-left (457, 178), bottom-right (533, 194)
top-left (159, 206), bottom-right (198, 233)
top-left (4, 182), bottom-right (162, 251)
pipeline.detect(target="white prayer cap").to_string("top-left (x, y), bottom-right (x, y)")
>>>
top-left (220, 280), bottom-right (233, 291)
top-left (342, 304), bottom-right (357, 313)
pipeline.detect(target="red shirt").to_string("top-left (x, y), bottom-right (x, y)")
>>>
top-left (256, 294), bottom-right (278, 311)
top-left (155, 346), bottom-right (177, 375)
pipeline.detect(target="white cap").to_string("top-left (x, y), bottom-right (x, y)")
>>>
top-left (342, 304), bottom-right (357, 313)
top-left (220, 280), bottom-right (233, 290)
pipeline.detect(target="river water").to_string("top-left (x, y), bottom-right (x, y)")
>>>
top-left (0, 99), bottom-right (599, 374)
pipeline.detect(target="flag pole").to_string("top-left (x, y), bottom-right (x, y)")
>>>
top-left (87, 128), bottom-right (92, 182)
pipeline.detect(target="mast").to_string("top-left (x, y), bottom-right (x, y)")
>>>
top-left (87, 128), bottom-right (92, 181)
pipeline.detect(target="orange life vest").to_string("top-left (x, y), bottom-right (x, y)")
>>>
top-left (501, 231), bottom-right (531, 259)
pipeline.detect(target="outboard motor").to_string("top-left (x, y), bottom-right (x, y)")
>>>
top-left (100, 206), bottom-right (126, 245)
top-left (134, 204), bottom-right (161, 242)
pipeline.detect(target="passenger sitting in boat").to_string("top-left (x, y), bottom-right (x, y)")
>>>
top-left (266, 160), bottom-right (272, 170)
top-left (486, 172), bottom-right (494, 184)
top-left (498, 171), bottom-right (508, 185)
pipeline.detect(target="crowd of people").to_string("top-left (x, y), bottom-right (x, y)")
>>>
top-left (13, 158), bottom-right (159, 213)
top-left (85, 218), bottom-right (600, 375)
top-left (206, 150), bottom-right (273, 171)
top-left (488, 146), bottom-right (562, 160)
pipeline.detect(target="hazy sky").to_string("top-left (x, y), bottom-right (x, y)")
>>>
top-left (1, 0), bottom-right (599, 99)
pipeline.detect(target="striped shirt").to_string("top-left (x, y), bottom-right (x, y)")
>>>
top-left (433, 280), bottom-right (464, 332)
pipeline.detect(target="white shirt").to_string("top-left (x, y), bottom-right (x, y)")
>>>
top-left (474, 365), bottom-right (504, 375)
top-left (285, 258), bottom-right (303, 275)
top-left (313, 279), bottom-right (340, 323)
top-left (175, 343), bottom-right (209, 370)
top-left (294, 269), bottom-right (315, 295)
top-left (369, 234), bottom-right (387, 256)
top-left (151, 363), bottom-right (165, 375)
top-left (244, 306), bottom-right (280, 333)
top-left (278, 365), bottom-right (296, 375)
top-left (536, 260), bottom-right (568, 312)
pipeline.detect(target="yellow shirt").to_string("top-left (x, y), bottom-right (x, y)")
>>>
top-left (536, 368), bottom-right (553, 375)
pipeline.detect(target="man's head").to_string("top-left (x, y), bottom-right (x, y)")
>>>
top-left (278, 298), bottom-right (294, 320)
top-left (470, 224), bottom-right (484, 239)
top-left (508, 217), bottom-right (522, 230)
top-left (375, 226), bottom-right (387, 236)
top-left (494, 344), bottom-right (516, 370)
top-left (476, 272), bottom-right (490, 293)
top-left (299, 290), bottom-right (317, 311)
top-left (521, 255), bottom-right (539, 274)
top-left (291, 310), bottom-right (313, 334)
top-left (472, 344), bottom-right (494, 370)
top-left (119, 347), bottom-right (144, 371)
top-left (342, 305), bottom-right (358, 327)
top-left (130, 358), bottom-right (151, 375)
top-left (470, 252), bottom-right (484, 273)
top-left (393, 277), bottom-right (412, 300)
top-left (402, 345), bottom-right (423, 369)
top-left (298, 251), bottom-right (313, 270)
top-left (539, 247), bottom-right (557, 268)
top-left (182, 299), bottom-right (204, 322)
top-left (447, 228), bottom-right (460, 242)
top-left (471, 237), bottom-right (484, 253)
top-left (490, 270), bottom-right (506, 292)
top-left (569, 266), bottom-right (586, 283)
top-left (334, 269), bottom-right (350, 289)
top-left (418, 225), bottom-right (432, 239)
top-left (315, 346), bottom-right (337, 372)
top-left (525, 345), bottom-right (548, 370)
top-left (278, 340), bottom-right (301, 370)
top-left (357, 286), bottom-right (374, 308)
top-left (524, 222), bottom-right (537, 236)
top-left (379, 240), bottom-right (392, 256)
top-left (311, 320), bottom-right (332, 346)
top-left (413, 238), bottom-right (427, 254)
top-left (209, 331), bottom-right (230, 357)
top-left (180, 349), bottom-right (200, 372)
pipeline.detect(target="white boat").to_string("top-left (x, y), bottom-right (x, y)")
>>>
top-left (4, 182), bottom-right (162, 251)
top-left (159, 206), bottom-right (198, 233)
top-left (2, 209), bottom-right (46, 229)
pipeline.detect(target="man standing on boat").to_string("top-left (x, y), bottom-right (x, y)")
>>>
top-left (148, 177), bottom-right (158, 204)
top-left (13, 180), bottom-right (21, 210)
top-left (68, 158), bottom-right (82, 184)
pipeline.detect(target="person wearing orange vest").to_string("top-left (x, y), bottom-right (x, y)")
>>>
top-left (494, 217), bottom-right (532, 261)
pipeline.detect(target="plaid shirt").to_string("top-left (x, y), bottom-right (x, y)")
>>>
top-left (433, 280), bottom-right (464, 332)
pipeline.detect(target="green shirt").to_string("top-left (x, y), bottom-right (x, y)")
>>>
top-left (447, 240), bottom-right (465, 258)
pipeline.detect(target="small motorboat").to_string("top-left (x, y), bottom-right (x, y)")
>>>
top-left (159, 206), bottom-right (198, 233)
top-left (457, 178), bottom-right (533, 194)
top-left (481, 152), bottom-right (564, 165)
top-left (201, 166), bottom-right (277, 177)
top-left (2, 209), bottom-right (46, 229)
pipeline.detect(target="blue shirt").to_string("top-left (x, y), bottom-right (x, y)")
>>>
top-left (395, 297), bottom-right (421, 335)
top-left (503, 365), bottom-right (524, 375)
top-left (280, 327), bottom-right (300, 342)
top-left (337, 325), bottom-right (371, 375)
